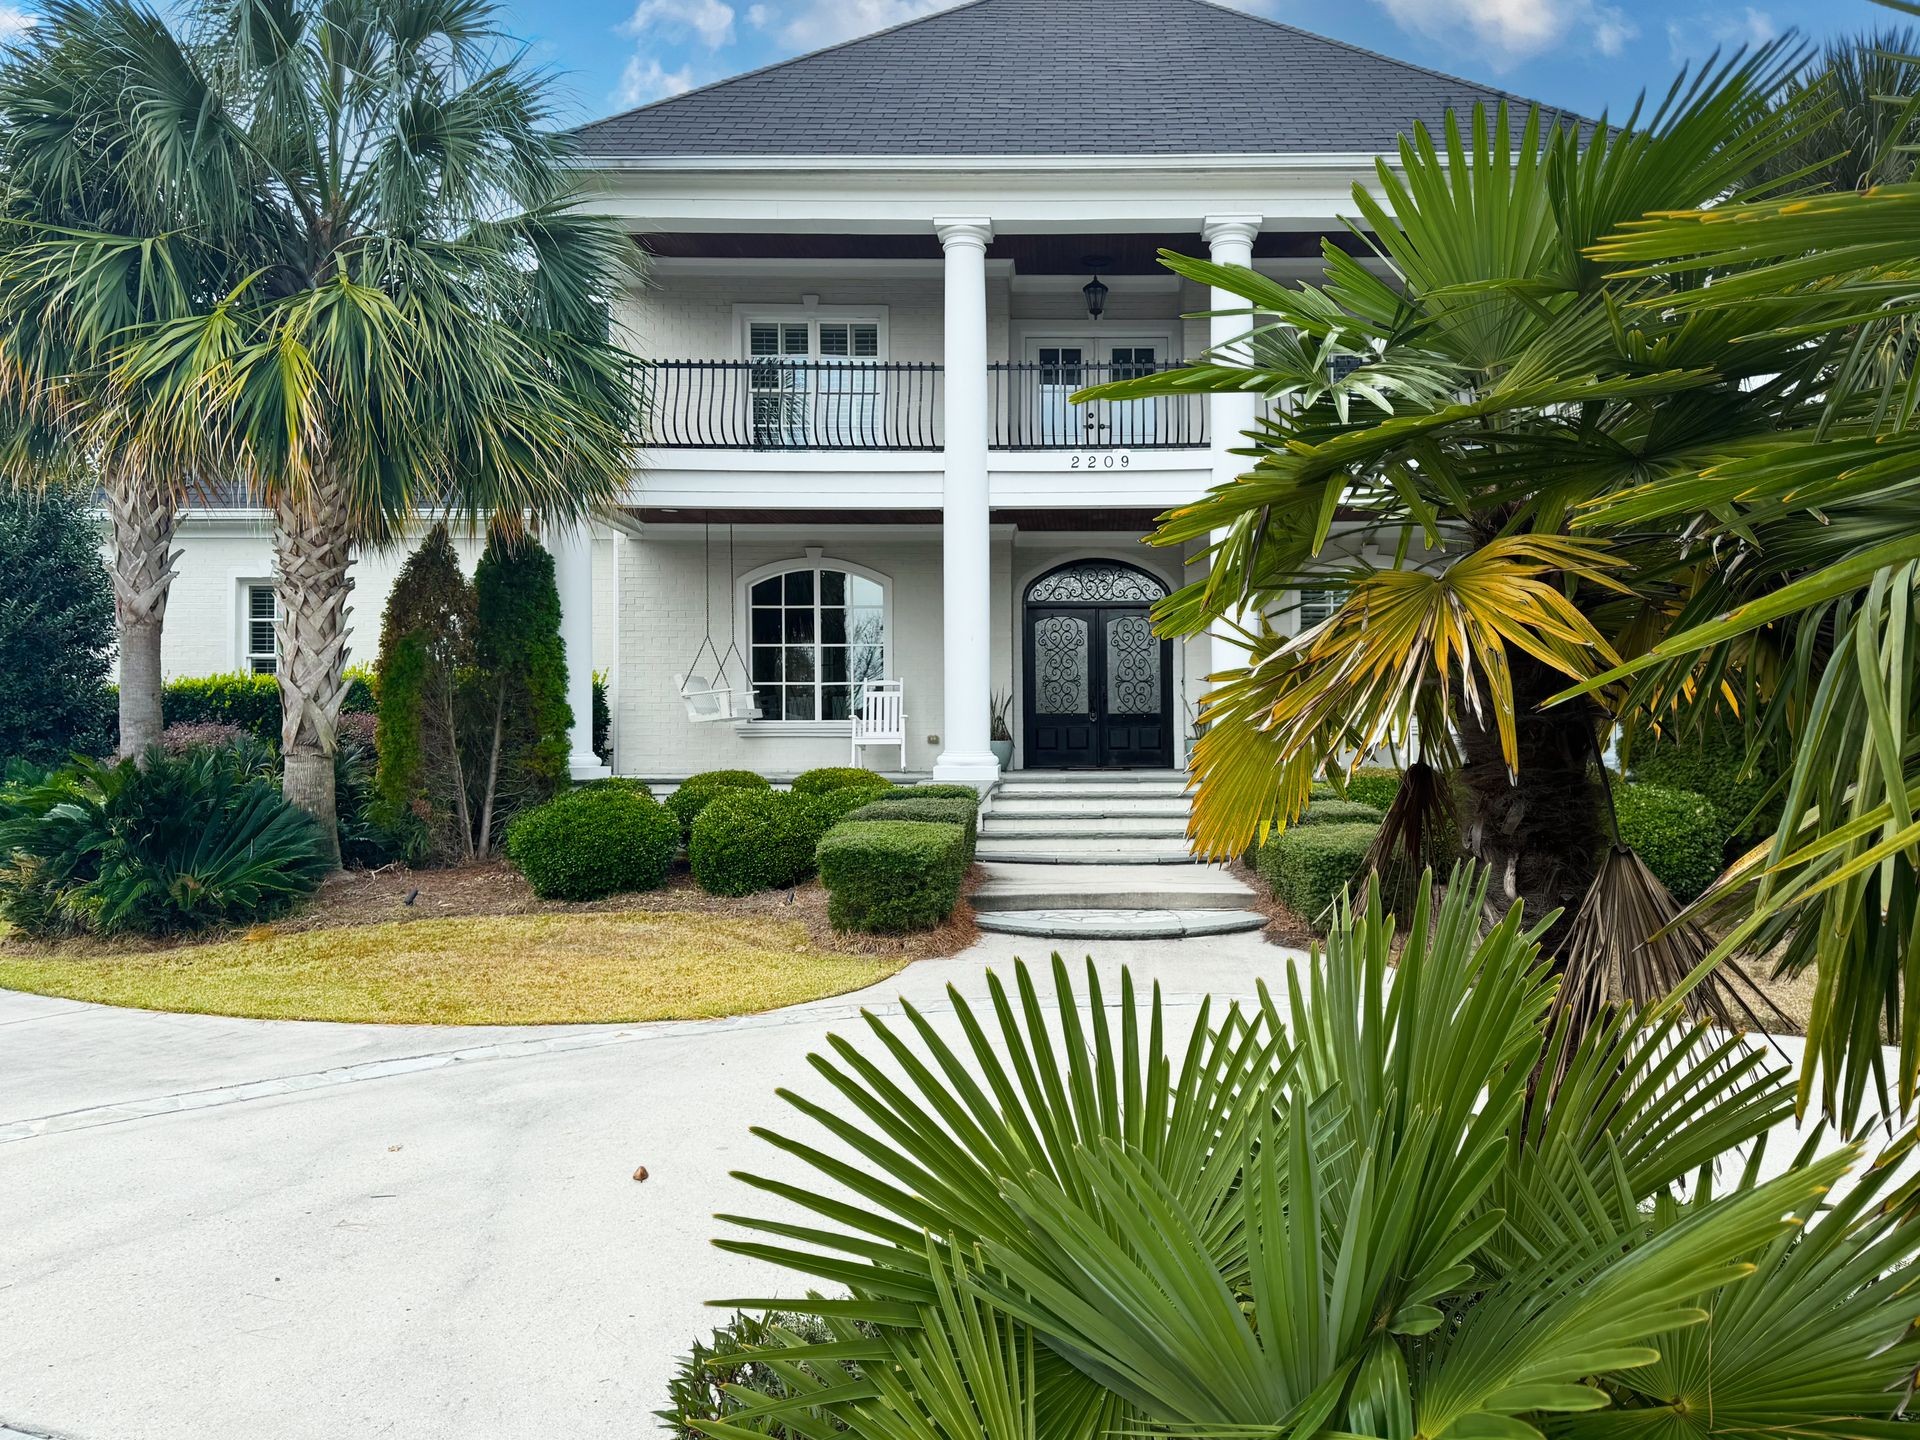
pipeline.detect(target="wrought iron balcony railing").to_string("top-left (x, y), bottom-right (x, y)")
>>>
top-left (634, 358), bottom-right (1210, 453)
top-left (637, 359), bottom-right (945, 451)
top-left (989, 361), bottom-right (1206, 451)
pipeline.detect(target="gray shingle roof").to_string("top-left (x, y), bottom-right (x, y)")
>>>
top-left (572, 0), bottom-right (1559, 159)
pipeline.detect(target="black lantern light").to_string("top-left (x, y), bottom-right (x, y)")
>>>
top-left (1080, 254), bottom-right (1112, 321)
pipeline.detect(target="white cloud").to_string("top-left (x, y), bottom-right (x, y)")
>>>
top-left (745, 0), bottom-right (968, 52)
top-left (1666, 7), bottom-right (1777, 65)
top-left (621, 0), bottom-right (737, 51)
top-left (0, 6), bottom-right (35, 41)
top-left (616, 55), bottom-right (701, 106)
top-left (1373, 0), bottom-right (1638, 69)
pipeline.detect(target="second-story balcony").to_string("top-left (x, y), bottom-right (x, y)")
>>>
top-left (636, 359), bottom-right (1208, 454)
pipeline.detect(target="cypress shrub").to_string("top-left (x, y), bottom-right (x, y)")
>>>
top-left (1614, 783), bottom-right (1729, 903)
top-left (506, 786), bottom-right (679, 901)
top-left (690, 789), bottom-right (824, 896)
top-left (371, 524), bottom-right (475, 864)
top-left (666, 770), bottom-right (770, 838)
top-left (817, 821), bottom-right (968, 933)
top-left (0, 489), bottom-right (113, 766)
top-left (466, 533), bottom-right (572, 852)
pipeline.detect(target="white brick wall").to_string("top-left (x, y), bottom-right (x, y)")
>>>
top-left (141, 519), bottom-right (613, 691)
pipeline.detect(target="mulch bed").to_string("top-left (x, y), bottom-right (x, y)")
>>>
top-left (1, 859), bottom-right (980, 964)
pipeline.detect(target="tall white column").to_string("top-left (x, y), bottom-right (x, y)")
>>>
top-left (552, 518), bottom-right (610, 781)
top-left (1203, 215), bottom-right (1264, 683)
top-left (932, 216), bottom-right (1000, 787)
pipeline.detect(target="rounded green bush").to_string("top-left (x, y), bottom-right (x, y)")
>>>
top-left (666, 770), bottom-right (770, 837)
top-left (1614, 782), bottom-right (1728, 903)
top-left (690, 789), bottom-right (828, 896)
top-left (1339, 767), bottom-right (1405, 813)
top-left (790, 767), bottom-right (895, 799)
top-left (578, 776), bottom-right (654, 799)
top-left (818, 821), bottom-right (967, 933)
top-left (1629, 726), bottom-right (1780, 849)
top-left (506, 786), bottom-right (679, 901)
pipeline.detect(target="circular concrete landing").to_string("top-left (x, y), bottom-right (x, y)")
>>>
top-left (975, 908), bottom-right (1268, 940)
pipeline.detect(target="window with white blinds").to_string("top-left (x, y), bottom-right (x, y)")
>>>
top-left (1297, 587), bottom-right (1341, 629)
top-left (744, 316), bottom-right (884, 448)
top-left (244, 583), bottom-right (279, 674)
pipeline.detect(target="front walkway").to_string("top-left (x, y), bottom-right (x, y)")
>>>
top-left (0, 934), bottom-right (1288, 1440)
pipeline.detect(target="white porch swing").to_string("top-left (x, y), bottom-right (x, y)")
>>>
top-left (674, 525), bottom-right (759, 723)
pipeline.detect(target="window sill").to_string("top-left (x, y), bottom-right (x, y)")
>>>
top-left (734, 720), bottom-right (854, 738)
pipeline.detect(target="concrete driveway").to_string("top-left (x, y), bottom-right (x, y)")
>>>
top-left (0, 934), bottom-right (1290, 1440)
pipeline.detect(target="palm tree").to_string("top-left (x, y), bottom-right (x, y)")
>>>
top-left (688, 877), bottom-right (1920, 1440)
top-left (1082, 51), bottom-right (1813, 940)
top-left (0, 2), bottom-right (228, 759)
top-left (1749, 25), bottom-right (1920, 192)
top-left (23, 0), bottom-right (641, 861)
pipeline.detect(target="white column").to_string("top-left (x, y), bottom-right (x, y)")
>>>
top-left (932, 216), bottom-right (1000, 787)
top-left (1203, 215), bottom-right (1264, 683)
top-left (552, 519), bottom-right (610, 781)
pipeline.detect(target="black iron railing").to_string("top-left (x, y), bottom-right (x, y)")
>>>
top-left (637, 359), bottom-right (944, 451)
top-left (989, 361), bottom-right (1206, 450)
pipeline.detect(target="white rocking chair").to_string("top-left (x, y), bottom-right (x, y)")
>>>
top-left (851, 680), bottom-right (907, 770)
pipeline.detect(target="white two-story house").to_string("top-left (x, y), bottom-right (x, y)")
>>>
top-left (156, 0), bottom-right (1541, 786)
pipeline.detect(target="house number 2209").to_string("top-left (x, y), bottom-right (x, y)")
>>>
top-left (1069, 453), bottom-right (1132, 469)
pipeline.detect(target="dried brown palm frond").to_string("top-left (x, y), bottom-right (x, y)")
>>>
top-left (1358, 758), bottom-right (1457, 917)
top-left (1549, 844), bottom-right (1787, 1086)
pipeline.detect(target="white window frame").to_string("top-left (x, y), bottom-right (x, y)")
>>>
top-left (732, 302), bottom-right (891, 362)
top-left (1294, 585), bottom-right (1341, 632)
top-left (239, 579), bottom-right (280, 675)
top-left (736, 550), bottom-right (893, 730)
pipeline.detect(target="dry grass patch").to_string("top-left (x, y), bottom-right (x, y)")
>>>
top-left (0, 911), bottom-right (907, 1025)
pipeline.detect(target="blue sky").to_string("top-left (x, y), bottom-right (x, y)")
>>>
top-left (492, 0), bottom-right (1901, 129)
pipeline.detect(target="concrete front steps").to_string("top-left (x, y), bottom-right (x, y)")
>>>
top-left (972, 772), bottom-right (1265, 939)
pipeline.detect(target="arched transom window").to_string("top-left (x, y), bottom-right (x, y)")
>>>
top-left (1025, 560), bottom-right (1169, 605)
top-left (750, 562), bottom-right (887, 721)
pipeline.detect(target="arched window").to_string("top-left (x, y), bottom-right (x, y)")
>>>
top-left (1024, 560), bottom-right (1169, 605)
top-left (748, 560), bottom-right (888, 721)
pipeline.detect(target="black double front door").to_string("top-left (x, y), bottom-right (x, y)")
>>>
top-left (1024, 602), bottom-right (1173, 769)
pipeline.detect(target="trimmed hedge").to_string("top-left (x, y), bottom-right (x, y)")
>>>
top-left (690, 789), bottom-right (829, 896)
top-left (666, 770), bottom-right (770, 838)
top-left (905, 783), bottom-right (981, 803)
top-left (818, 821), bottom-right (967, 933)
top-left (506, 786), bottom-right (679, 901)
top-left (578, 776), bottom-right (654, 799)
top-left (791, 767), bottom-right (895, 799)
top-left (1295, 799), bottom-right (1384, 827)
top-left (1258, 822), bottom-right (1379, 924)
top-left (1615, 782), bottom-right (1728, 903)
top-left (1338, 767), bottom-right (1407, 813)
top-left (844, 796), bottom-right (978, 863)
top-left (161, 670), bottom-right (376, 745)
top-left (1629, 727), bottom-right (1780, 850)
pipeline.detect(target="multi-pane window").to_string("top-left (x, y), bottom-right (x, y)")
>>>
top-left (750, 565), bottom-right (886, 721)
top-left (244, 583), bottom-right (279, 674)
top-left (1297, 586), bottom-right (1341, 629)
top-left (746, 318), bottom-right (883, 448)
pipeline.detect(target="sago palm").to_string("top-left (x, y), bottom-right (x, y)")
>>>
top-left (689, 873), bottom-right (1920, 1440)
top-left (23, 0), bottom-right (642, 859)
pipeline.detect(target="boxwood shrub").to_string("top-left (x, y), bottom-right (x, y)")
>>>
top-left (817, 820), bottom-right (967, 933)
top-left (905, 783), bottom-right (981, 803)
top-left (506, 785), bottom-right (679, 901)
top-left (1614, 782), bottom-right (1728, 902)
top-left (1629, 726), bottom-right (1781, 850)
top-left (1339, 767), bottom-right (1404, 813)
top-left (690, 789), bottom-right (829, 896)
top-left (665, 770), bottom-right (769, 838)
top-left (844, 796), bottom-right (978, 863)
top-left (1296, 799), bottom-right (1384, 827)
top-left (1257, 822), bottom-right (1379, 926)
top-left (791, 766), bottom-right (895, 799)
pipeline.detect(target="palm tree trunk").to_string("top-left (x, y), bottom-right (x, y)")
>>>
top-left (103, 470), bottom-right (177, 761)
top-left (1456, 651), bottom-right (1608, 953)
top-left (273, 477), bottom-right (354, 868)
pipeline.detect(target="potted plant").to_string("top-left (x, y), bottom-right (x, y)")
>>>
top-left (989, 690), bottom-right (1014, 770)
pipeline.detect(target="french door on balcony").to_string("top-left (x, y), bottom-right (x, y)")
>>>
top-left (747, 319), bottom-right (884, 449)
top-left (1025, 337), bottom-right (1166, 448)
